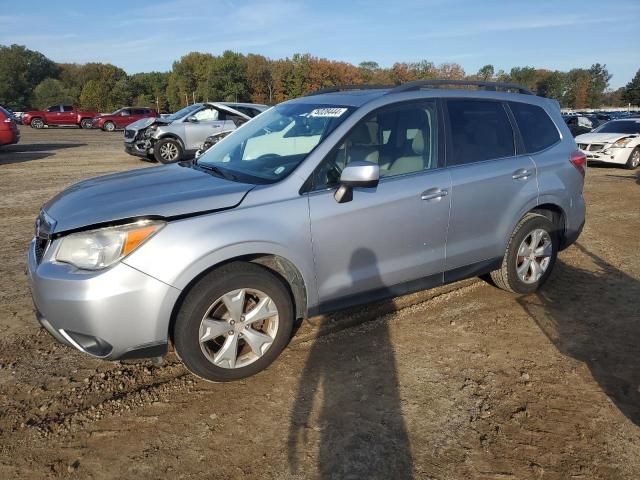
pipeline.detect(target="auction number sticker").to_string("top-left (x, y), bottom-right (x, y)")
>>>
top-left (309, 108), bottom-right (348, 117)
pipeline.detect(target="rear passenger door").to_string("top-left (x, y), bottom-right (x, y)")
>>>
top-left (443, 98), bottom-right (538, 276)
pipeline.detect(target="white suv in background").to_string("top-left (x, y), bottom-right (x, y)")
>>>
top-left (576, 118), bottom-right (640, 169)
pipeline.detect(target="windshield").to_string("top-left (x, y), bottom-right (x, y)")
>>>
top-left (198, 103), bottom-right (354, 184)
top-left (594, 120), bottom-right (640, 135)
top-left (165, 104), bottom-right (202, 122)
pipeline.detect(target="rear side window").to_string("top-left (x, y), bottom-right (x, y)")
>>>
top-left (62, 105), bottom-right (74, 112)
top-left (510, 102), bottom-right (560, 153)
top-left (446, 99), bottom-right (515, 165)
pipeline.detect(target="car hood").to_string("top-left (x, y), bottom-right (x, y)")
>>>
top-left (127, 116), bottom-right (171, 131)
top-left (43, 163), bottom-right (254, 233)
top-left (575, 132), bottom-right (637, 144)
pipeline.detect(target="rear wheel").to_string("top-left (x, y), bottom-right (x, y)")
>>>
top-left (30, 118), bottom-right (44, 129)
top-left (80, 118), bottom-right (93, 129)
top-left (489, 213), bottom-right (558, 294)
top-left (625, 147), bottom-right (639, 170)
top-left (173, 263), bottom-right (294, 382)
top-left (154, 138), bottom-right (183, 163)
top-left (103, 121), bottom-right (116, 132)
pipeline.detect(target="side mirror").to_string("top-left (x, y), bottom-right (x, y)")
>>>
top-left (334, 160), bottom-right (380, 203)
top-left (187, 115), bottom-right (199, 123)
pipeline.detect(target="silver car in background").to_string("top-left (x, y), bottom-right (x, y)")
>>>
top-left (124, 102), bottom-right (267, 163)
top-left (28, 80), bottom-right (586, 382)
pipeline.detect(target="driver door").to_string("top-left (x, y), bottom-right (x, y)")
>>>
top-left (307, 100), bottom-right (451, 310)
top-left (184, 106), bottom-right (225, 150)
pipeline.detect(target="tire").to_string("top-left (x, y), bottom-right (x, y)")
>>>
top-left (154, 137), bottom-right (183, 163)
top-left (173, 262), bottom-right (295, 382)
top-left (103, 121), bottom-right (116, 132)
top-left (625, 147), bottom-right (640, 170)
top-left (30, 117), bottom-right (44, 129)
top-left (80, 118), bottom-right (93, 129)
top-left (489, 213), bottom-right (558, 294)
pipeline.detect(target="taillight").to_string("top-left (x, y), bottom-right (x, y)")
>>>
top-left (570, 150), bottom-right (587, 177)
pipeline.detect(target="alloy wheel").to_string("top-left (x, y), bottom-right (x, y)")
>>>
top-left (198, 288), bottom-right (279, 369)
top-left (631, 150), bottom-right (640, 168)
top-left (516, 228), bottom-right (553, 284)
top-left (160, 142), bottom-right (179, 161)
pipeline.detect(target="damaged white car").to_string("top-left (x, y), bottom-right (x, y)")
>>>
top-left (575, 119), bottom-right (640, 169)
top-left (124, 102), bottom-right (267, 163)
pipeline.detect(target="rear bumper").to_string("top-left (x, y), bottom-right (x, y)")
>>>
top-left (27, 239), bottom-right (181, 360)
top-left (0, 128), bottom-right (19, 146)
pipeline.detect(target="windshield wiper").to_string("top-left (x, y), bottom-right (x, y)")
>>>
top-left (198, 163), bottom-right (237, 181)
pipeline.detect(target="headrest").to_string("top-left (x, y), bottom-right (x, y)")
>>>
top-left (412, 130), bottom-right (425, 155)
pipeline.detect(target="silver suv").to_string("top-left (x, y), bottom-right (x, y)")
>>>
top-left (28, 81), bottom-right (586, 382)
top-left (124, 102), bottom-right (267, 163)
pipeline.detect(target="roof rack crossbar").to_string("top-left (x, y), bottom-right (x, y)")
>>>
top-left (389, 80), bottom-right (534, 95)
top-left (306, 84), bottom-right (395, 96)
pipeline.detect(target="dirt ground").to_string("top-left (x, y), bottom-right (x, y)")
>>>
top-left (0, 126), bottom-right (639, 479)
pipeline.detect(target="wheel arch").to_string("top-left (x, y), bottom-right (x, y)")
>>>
top-left (156, 133), bottom-right (186, 149)
top-left (168, 253), bottom-right (308, 344)
top-left (530, 202), bottom-right (568, 248)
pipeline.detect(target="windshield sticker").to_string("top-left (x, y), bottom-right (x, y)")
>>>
top-left (308, 107), bottom-right (348, 118)
top-left (274, 166), bottom-right (285, 175)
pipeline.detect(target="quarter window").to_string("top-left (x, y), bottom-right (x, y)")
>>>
top-left (446, 99), bottom-right (515, 165)
top-left (313, 101), bottom-right (439, 189)
top-left (510, 102), bottom-right (560, 153)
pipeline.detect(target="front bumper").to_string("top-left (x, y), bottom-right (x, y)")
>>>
top-left (27, 239), bottom-right (181, 360)
top-left (581, 146), bottom-right (631, 165)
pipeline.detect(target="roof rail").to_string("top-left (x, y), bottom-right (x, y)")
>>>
top-left (389, 80), bottom-right (534, 95)
top-left (306, 84), bottom-right (395, 96)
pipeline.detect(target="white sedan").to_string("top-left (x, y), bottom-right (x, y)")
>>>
top-left (575, 119), bottom-right (640, 169)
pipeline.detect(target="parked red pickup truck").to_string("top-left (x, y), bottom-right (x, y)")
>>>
top-left (22, 105), bottom-right (99, 129)
top-left (92, 107), bottom-right (158, 131)
top-left (0, 106), bottom-right (20, 146)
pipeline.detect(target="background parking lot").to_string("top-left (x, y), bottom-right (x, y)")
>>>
top-left (0, 127), bottom-right (639, 479)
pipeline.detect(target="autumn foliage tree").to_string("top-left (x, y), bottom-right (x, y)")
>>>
top-left (0, 42), bottom-right (630, 111)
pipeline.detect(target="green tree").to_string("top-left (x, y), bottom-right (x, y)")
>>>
top-left (622, 69), bottom-right (640, 106)
top-left (79, 79), bottom-right (109, 111)
top-left (32, 78), bottom-right (75, 109)
top-left (0, 44), bottom-right (58, 109)
top-left (587, 63), bottom-right (611, 107)
top-left (205, 50), bottom-right (249, 102)
top-left (477, 64), bottom-right (495, 81)
top-left (536, 71), bottom-right (567, 104)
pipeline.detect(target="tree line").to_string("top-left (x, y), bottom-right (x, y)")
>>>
top-left (1, 43), bottom-right (638, 113)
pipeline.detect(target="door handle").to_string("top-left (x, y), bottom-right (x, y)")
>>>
top-left (512, 169), bottom-right (532, 180)
top-left (421, 188), bottom-right (448, 201)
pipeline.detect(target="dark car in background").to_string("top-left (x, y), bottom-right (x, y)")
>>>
top-left (92, 107), bottom-right (158, 132)
top-left (0, 106), bottom-right (20, 146)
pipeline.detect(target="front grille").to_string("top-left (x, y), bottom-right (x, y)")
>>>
top-left (34, 210), bottom-right (56, 264)
top-left (34, 238), bottom-right (49, 264)
top-left (124, 129), bottom-right (136, 139)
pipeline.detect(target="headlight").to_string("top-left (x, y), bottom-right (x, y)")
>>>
top-left (613, 137), bottom-right (633, 147)
top-left (55, 220), bottom-right (164, 270)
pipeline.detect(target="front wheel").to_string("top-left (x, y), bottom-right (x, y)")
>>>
top-left (80, 118), bottom-right (93, 129)
top-left (103, 121), bottom-right (116, 132)
top-left (489, 213), bottom-right (558, 294)
top-left (625, 147), bottom-right (639, 170)
top-left (173, 263), bottom-right (295, 382)
top-left (154, 138), bottom-right (183, 163)
top-left (30, 118), bottom-right (45, 129)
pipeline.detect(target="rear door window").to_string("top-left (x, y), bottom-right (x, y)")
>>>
top-left (62, 105), bottom-right (74, 112)
top-left (509, 102), bottom-right (560, 153)
top-left (446, 99), bottom-right (515, 165)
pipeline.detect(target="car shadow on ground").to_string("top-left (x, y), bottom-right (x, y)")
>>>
top-left (518, 243), bottom-right (640, 426)
top-left (0, 143), bottom-right (86, 165)
top-left (288, 248), bottom-right (414, 479)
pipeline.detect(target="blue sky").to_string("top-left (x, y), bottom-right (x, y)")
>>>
top-left (1, 0), bottom-right (638, 88)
